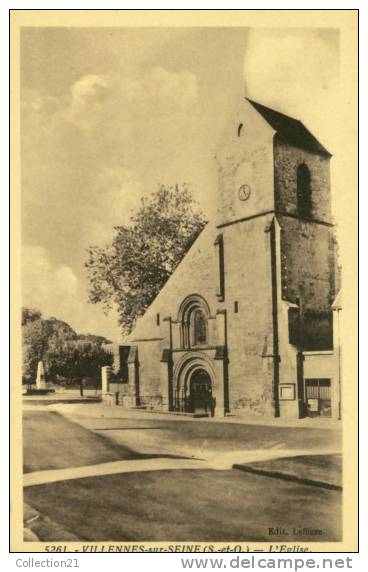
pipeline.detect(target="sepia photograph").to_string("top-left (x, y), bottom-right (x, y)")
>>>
top-left (10, 9), bottom-right (358, 553)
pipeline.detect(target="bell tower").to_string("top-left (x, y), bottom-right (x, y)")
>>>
top-left (213, 97), bottom-right (337, 418)
top-left (215, 99), bottom-right (276, 228)
top-left (216, 97), bottom-right (335, 327)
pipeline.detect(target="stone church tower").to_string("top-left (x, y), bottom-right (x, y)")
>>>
top-left (213, 98), bottom-right (336, 417)
top-left (108, 98), bottom-right (339, 420)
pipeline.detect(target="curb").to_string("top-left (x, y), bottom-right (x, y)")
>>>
top-left (232, 464), bottom-right (342, 490)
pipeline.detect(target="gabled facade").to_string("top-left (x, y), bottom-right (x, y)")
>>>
top-left (104, 98), bottom-right (340, 420)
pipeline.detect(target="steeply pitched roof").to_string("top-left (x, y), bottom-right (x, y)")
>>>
top-left (247, 98), bottom-right (331, 157)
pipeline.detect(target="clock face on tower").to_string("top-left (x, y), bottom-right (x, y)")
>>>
top-left (238, 184), bottom-right (251, 201)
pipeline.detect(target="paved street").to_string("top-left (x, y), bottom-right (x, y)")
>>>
top-left (23, 399), bottom-right (342, 543)
top-left (63, 403), bottom-right (341, 466)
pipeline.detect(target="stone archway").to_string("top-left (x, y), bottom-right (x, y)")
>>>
top-left (177, 294), bottom-right (211, 349)
top-left (173, 353), bottom-right (216, 416)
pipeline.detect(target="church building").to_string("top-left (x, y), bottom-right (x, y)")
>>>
top-left (104, 98), bottom-right (341, 420)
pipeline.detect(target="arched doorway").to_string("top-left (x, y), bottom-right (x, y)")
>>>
top-left (173, 353), bottom-right (217, 416)
top-left (188, 368), bottom-right (214, 416)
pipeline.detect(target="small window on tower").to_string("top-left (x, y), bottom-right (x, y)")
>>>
top-left (237, 123), bottom-right (244, 137)
top-left (156, 313), bottom-right (160, 326)
top-left (297, 163), bottom-right (312, 218)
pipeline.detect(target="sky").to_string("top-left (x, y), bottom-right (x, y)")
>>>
top-left (21, 26), bottom-right (340, 341)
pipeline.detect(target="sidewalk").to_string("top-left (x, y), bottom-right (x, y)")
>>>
top-left (24, 457), bottom-right (210, 487)
top-left (24, 444), bottom-right (341, 486)
top-left (25, 397), bottom-right (342, 430)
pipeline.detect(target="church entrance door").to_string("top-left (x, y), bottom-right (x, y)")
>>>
top-left (188, 368), bottom-right (214, 417)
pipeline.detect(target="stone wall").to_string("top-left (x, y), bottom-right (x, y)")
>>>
top-left (128, 213), bottom-right (278, 417)
top-left (122, 104), bottom-right (338, 420)
top-left (137, 338), bottom-right (165, 400)
top-left (274, 142), bottom-right (336, 353)
top-left (216, 100), bottom-right (275, 228)
top-left (279, 216), bottom-right (335, 310)
top-left (274, 142), bottom-right (332, 221)
top-left (127, 223), bottom-right (220, 405)
top-left (220, 215), bottom-right (275, 415)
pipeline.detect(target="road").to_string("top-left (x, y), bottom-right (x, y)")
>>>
top-left (23, 401), bottom-right (342, 543)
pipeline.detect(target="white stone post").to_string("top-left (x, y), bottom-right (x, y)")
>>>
top-left (36, 361), bottom-right (47, 390)
top-left (101, 366), bottom-right (111, 394)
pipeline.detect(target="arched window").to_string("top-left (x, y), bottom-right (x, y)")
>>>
top-left (178, 295), bottom-right (210, 349)
top-left (192, 308), bottom-right (207, 346)
top-left (297, 163), bottom-right (312, 218)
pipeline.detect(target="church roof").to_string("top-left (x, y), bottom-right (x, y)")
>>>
top-left (247, 98), bottom-right (331, 157)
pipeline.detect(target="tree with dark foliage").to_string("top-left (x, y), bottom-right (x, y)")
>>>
top-left (85, 184), bottom-right (207, 334)
top-left (22, 310), bottom-right (77, 383)
top-left (22, 307), bottom-right (112, 385)
top-left (46, 338), bottom-right (112, 388)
